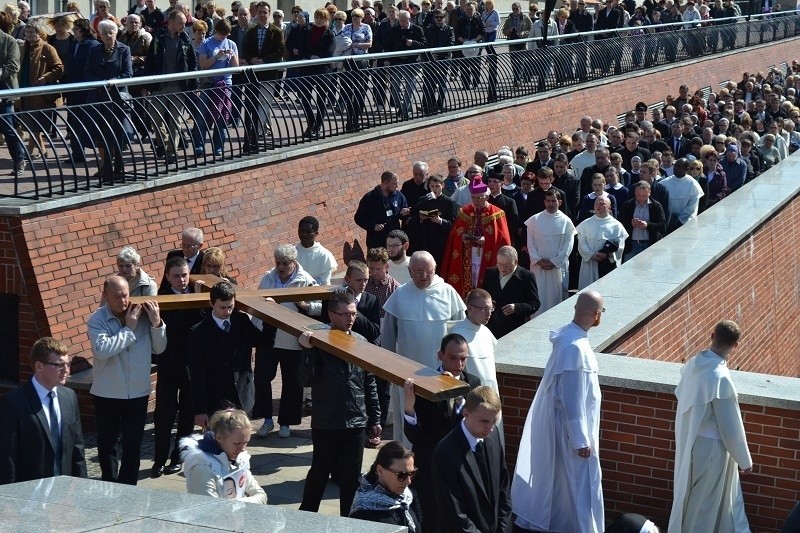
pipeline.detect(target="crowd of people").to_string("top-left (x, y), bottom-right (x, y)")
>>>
top-left (2, 0), bottom-right (798, 181)
top-left (1, 0), bottom-right (800, 526)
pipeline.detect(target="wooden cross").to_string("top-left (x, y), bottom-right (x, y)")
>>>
top-left (130, 275), bottom-right (467, 401)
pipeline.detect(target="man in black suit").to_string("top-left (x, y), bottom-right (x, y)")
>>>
top-left (187, 281), bottom-right (259, 429)
top-left (482, 246), bottom-right (540, 339)
top-left (152, 256), bottom-right (203, 478)
top-left (406, 174), bottom-right (459, 269)
top-left (619, 181), bottom-right (667, 262)
top-left (0, 337), bottom-right (87, 484)
top-left (403, 333), bottom-right (481, 532)
top-left (159, 227), bottom-right (205, 291)
top-left (487, 174), bottom-right (520, 240)
top-left (241, 1), bottom-right (284, 153)
top-left (321, 261), bottom-right (380, 344)
top-left (431, 385), bottom-right (512, 533)
top-left (664, 122), bottom-right (692, 159)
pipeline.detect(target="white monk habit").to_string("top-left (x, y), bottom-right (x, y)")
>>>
top-left (512, 321), bottom-right (604, 533)
top-left (382, 275), bottom-right (466, 447)
top-left (576, 214), bottom-right (628, 290)
top-left (525, 209), bottom-right (576, 315)
top-left (448, 317), bottom-right (504, 446)
top-left (669, 350), bottom-right (752, 532)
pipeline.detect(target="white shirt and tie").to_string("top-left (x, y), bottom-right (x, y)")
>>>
top-left (32, 375), bottom-right (61, 475)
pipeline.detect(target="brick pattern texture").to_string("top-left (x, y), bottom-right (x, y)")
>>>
top-left (499, 373), bottom-right (800, 532)
top-left (607, 195), bottom-right (800, 377)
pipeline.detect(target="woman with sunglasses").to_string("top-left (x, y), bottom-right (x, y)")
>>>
top-left (350, 440), bottom-right (422, 531)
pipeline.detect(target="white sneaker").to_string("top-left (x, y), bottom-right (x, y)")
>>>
top-left (256, 419), bottom-right (274, 437)
top-left (278, 425), bottom-right (291, 438)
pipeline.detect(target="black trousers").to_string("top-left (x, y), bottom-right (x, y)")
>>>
top-left (299, 427), bottom-right (365, 516)
top-left (255, 346), bottom-right (303, 426)
top-left (153, 372), bottom-right (194, 465)
top-left (93, 394), bottom-right (149, 485)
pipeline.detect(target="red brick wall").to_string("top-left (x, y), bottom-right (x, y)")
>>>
top-left (606, 195), bottom-right (800, 378)
top-left (3, 38), bottom-right (797, 372)
top-left (499, 373), bottom-right (800, 532)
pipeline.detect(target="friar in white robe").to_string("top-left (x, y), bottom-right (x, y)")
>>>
top-left (382, 251), bottom-right (466, 447)
top-left (525, 192), bottom-right (576, 315)
top-left (576, 196), bottom-right (628, 290)
top-left (512, 291), bottom-right (605, 533)
top-left (669, 320), bottom-right (753, 533)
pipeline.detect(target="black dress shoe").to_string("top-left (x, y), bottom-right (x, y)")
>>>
top-left (151, 464), bottom-right (165, 478)
top-left (164, 461), bottom-right (182, 475)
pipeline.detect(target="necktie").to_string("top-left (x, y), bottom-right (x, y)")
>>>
top-left (474, 440), bottom-right (490, 490)
top-left (48, 391), bottom-right (62, 475)
top-left (223, 320), bottom-right (231, 332)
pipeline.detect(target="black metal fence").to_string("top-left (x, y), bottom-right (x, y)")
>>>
top-left (1, 13), bottom-right (798, 199)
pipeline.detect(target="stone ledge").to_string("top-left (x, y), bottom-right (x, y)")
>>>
top-left (496, 151), bottom-right (800, 411)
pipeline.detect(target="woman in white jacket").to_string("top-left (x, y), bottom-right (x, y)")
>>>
top-left (180, 409), bottom-right (267, 504)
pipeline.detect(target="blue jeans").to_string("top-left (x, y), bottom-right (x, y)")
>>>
top-left (0, 101), bottom-right (22, 163)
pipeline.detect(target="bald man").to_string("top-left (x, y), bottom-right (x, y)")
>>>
top-left (88, 276), bottom-right (166, 485)
top-left (512, 290), bottom-right (606, 533)
top-left (382, 251), bottom-right (466, 446)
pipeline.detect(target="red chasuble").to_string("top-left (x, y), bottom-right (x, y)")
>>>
top-left (441, 203), bottom-right (512, 298)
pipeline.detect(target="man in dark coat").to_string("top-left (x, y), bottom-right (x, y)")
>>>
top-left (431, 385), bottom-right (512, 532)
top-left (0, 337), bottom-right (87, 484)
top-left (404, 333), bottom-right (481, 531)
top-left (482, 246), bottom-right (540, 339)
top-left (187, 281), bottom-right (259, 428)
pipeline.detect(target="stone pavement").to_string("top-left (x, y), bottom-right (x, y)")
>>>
top-left (82, 367), bottom-right (391, 517)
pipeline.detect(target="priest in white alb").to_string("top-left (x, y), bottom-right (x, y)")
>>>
top-left (449, 287), bottom-right (504, 446)
top-left (576, 196), bottom-right (628, 290)
top-left (512, 290), bottom-right (605, 533)
top-left (669, 320), bottom-right (753, 532)
top-left (381, 251), bottom-right (466, 447)
top-left (526, 189), bottom-right (576, 315)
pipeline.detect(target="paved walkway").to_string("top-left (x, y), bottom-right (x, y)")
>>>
top-left (82, 367), bottom-right (390, 516)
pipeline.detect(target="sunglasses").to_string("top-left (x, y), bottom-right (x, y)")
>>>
top-left (385, 467), bottom-right (418, 481)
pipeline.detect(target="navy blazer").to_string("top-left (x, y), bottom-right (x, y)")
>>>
top-left (87, 40), bottom-right (133, 103)
top-left (0, 381), bottom-right (87, 484)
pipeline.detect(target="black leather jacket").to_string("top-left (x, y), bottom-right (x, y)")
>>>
top-left (299, 329), bottom-right (380, 430)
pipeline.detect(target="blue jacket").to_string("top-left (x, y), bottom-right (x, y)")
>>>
top-left (354, 185), bottom-right (409, 249)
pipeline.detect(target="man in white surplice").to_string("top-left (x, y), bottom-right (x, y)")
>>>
top-left (381, 251), bottom-right (466, 447)
top-left (669, 320), bottom-right (753, 532)
top-left (526, 189), bottom-right (576, 315)
top-left (448, 288), bottom-right (504, 446)
top-left (512, 290), bottom-right (605, 533)
top-left (576, 196), bottom-right (628, 290)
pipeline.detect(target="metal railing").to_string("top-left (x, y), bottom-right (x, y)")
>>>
top-left (0, 13), bottom-right (797, 199)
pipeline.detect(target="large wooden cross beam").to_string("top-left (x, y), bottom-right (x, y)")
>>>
top-left (130, 275), bottom-right (467, 401)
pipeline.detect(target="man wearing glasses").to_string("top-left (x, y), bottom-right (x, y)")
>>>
top-left (449, 288), bottom-right (505, 441)
top-left (160, 227), bottom-right (206, 291)
top-left (298, 291), bottom-right (381, 516)
top-left (0, 337), bottom-right (87, 484)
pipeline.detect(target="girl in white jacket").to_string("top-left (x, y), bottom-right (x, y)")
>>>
top-left (180, 409), bottom-right (267, 504)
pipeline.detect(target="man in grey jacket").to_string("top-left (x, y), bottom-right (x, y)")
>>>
top-left (87, 275), bottom-right (166, 485)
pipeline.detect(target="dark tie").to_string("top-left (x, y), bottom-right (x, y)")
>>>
top-left (223, 320), bottom-right (231, 333)
top-left (474, 440), bottom-right (491, 490)
top-left (674, 139), bottom-right (680, 153)
top-left (48, 391), bottom-right (62, 475)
